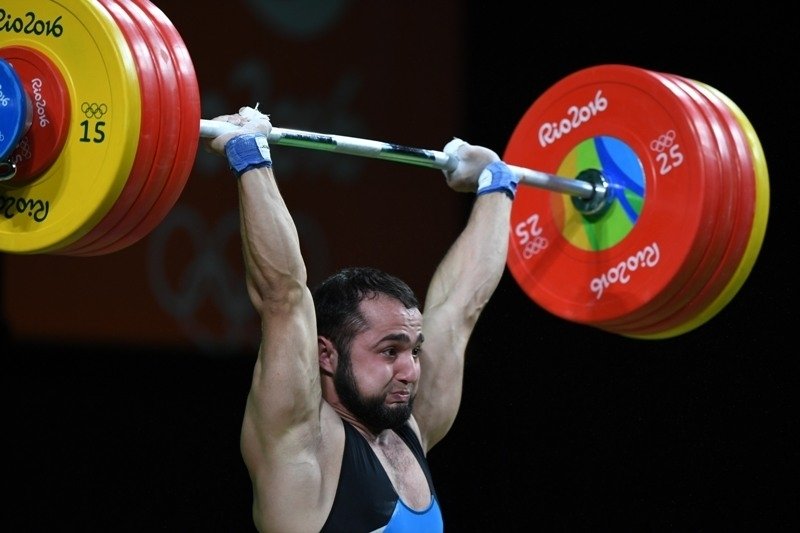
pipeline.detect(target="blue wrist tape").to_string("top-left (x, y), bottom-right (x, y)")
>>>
top-left (477, 161), bottom-right (518, 199)
top-left (225, 133), bottom-right (272, 177)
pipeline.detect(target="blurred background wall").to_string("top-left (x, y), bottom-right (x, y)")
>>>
top-left (5, 1), bottom-right (796, 530)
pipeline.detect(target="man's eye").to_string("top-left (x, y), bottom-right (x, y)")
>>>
top-left (412, 346), bottom-right (422, 357)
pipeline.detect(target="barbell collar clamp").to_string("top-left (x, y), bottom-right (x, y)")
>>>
top-left (0, 160), bottom-right (17, 181)
top-left (570, 168), bottom-right (611, 216)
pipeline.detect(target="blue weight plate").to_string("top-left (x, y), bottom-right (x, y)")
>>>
top-left (0, 58), bottom-right (31, 161)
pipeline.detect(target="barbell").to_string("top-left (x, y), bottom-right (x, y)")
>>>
top-left (0, 0), bottom-right (769, 340)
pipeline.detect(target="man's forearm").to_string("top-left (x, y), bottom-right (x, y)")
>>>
top-left (238, 166), bottom-right (307, 312)
top-left (424, 192), bottom-right (512, 323)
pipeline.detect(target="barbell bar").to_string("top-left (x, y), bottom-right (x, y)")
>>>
top-left (197, 119), bottom-right (603, 201)
top-left (0, 0), bottom-right (769, 339)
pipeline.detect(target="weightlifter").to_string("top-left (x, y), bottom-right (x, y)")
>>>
top-left (205, 106), bottom-right (517, 532)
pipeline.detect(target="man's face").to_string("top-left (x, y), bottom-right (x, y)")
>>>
top-left (333, 294), bottom-right (423, 432)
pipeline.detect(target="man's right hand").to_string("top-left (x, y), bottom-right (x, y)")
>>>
top-left (441, 138), bottom-right (502, 193)
top-left (204, 106), bottom-right (273, 156)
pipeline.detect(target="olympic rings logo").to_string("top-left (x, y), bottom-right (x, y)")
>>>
top-left (650, 129), bottom-right (684, 176)
top-left (146, 204), bottom-right (255, 355)
top-left (145, 203), bottom-right (333, 354)
top-left (12, 135), bottom-right (31, 160)
top-left (514, 213), bottom-right (548, 259)
top-left (522, 235), bottom-right (549, 259)
top-left (649, 130), bottom-right (676, 153)
top-left (81, 102), bottom-right (107, 119)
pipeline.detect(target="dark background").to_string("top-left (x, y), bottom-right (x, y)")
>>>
top-left (6, 2), bottom-right (797, 531)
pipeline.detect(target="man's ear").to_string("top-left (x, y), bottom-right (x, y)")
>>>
top-left (318, 336), bottom-right (336, 375)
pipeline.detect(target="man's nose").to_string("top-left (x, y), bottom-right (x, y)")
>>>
top-left (394, 352), bottom-right (419, 381)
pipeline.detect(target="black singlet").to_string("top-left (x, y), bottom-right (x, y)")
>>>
top-left (319, 420), bottom-right (443, 532)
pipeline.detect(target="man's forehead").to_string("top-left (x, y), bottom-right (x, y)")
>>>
top-left (360, 296), bottom-right (422, 331)
top-left (360, 294), bottom-right (420, 316)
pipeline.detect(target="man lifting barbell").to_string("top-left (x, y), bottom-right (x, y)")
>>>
top-left (204, 105), bottom-right (518, 532)
top-left (0, 2), bottom-right (771, 526)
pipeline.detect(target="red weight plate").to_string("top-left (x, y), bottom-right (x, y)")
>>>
top-left (611, 73), bottom-right (739, 335)
top-left (625, 77), bottom-right (760, 338)
top-left (680, 82), bottom-right (770, 330)
top-left (617, 74), bottom-right (743, 334)
top-left (93, 0), bottom-right (200, 255)
top-left (64, 0), bottom-right (179, 255)
top-left (60, 0), bottom-right (163, 254)
top-left (505, 65), bottom-right (713, 325)
top-left (0, 46), bottom-right (70, 185)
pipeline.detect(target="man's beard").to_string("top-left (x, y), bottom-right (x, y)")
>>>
top-left (333, 352), bottom-right (414, 432)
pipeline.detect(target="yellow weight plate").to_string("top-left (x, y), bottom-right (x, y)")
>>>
top-left (0, 0), bottom-right (141, 254)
